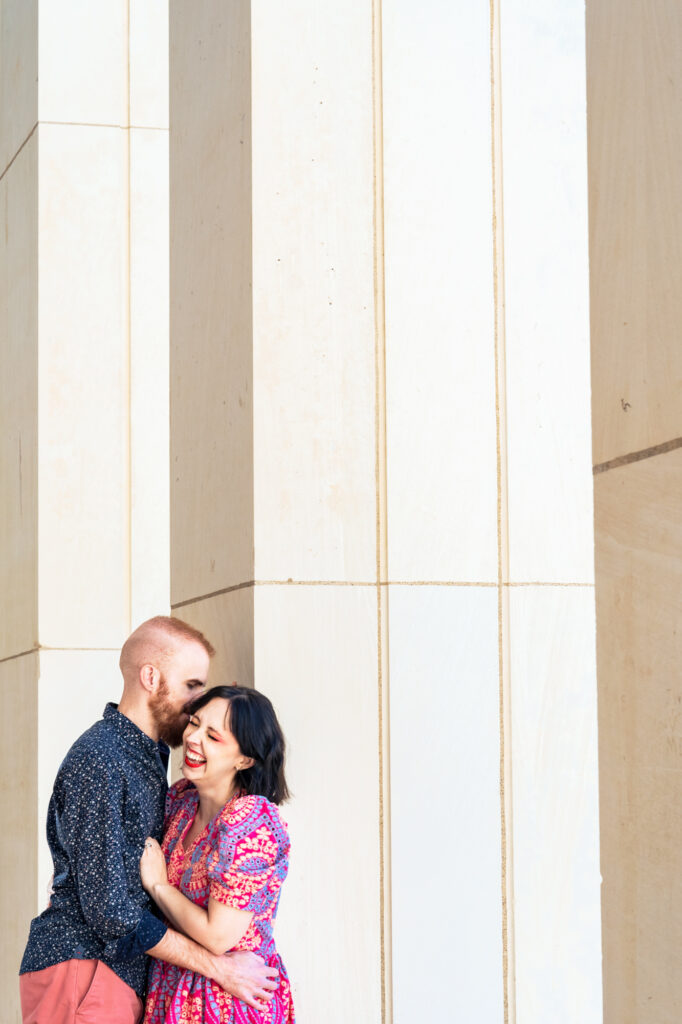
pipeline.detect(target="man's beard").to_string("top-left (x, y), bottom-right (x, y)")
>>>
top-left (151, 678), bottom-right (188, 748)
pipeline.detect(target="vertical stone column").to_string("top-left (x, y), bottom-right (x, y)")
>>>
top-left (170, 2), bottom-right (601, 1021)
top-left (499, 3), bottom-right (603, 1022)
top-left (588, 2), bottom-right (682, 1021)
top-left (382, 1), bottom-right (601, 1020)
top-left (170, 4), bottom-right (381, 1018)
top-left (0, 4), bottom-right (169, 1018)
top-left (0, 5), bottom-right (39, 1003)
top-left (382, 2), bottom-right (503, 1018)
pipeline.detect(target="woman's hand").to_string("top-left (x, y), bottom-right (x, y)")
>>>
top-left (140, 837), bottom-right (168, 895)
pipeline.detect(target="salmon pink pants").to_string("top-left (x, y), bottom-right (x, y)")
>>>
top-left (20, 959), bottom-right (143, 1024)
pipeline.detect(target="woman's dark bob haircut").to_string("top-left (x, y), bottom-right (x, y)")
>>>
top-left (188, 685), bottom-right (290, 805)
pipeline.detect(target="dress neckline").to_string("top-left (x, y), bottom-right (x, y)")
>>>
top-left (177, 790), bottom-right (243, 857)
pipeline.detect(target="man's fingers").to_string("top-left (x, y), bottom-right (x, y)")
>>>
top-left (240, 993), bottom-right (261, 1011)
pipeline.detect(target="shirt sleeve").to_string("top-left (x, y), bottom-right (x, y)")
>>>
top-left (58, 758), bottom-right (167, 960)
top-left (207, 800), bottom-right (290, 916)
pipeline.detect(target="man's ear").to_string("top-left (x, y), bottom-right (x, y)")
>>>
top-left (139, 663), bottom-right (160, 693)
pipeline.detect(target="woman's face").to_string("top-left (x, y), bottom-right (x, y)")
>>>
top-left (181, 697), bottom-right (250, 791)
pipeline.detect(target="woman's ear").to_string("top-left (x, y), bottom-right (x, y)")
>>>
top-left (237, 757), bottom-right (255, 771)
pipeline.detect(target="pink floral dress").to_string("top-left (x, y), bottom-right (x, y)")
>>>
top-left (144, 780), bottom-right (295, 1024)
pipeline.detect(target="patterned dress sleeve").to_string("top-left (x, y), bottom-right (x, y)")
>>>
top-left (207, 796), bottom-right (290, 916)
top-left (164, 778), bottom-right (195, 828)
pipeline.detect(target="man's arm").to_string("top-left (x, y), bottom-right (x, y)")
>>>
top-left (60, 762), bottom-right (167, 959)
top-left (146, 929), bottom-right (278, 1011)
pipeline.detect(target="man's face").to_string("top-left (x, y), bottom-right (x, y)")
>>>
top-left (149, 640), bottom-right (210, 747)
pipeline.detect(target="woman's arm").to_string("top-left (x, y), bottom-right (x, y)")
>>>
top-left (152, 882), bottom-right (253, 955)
top-left (140, 838), bottom-right (253, 956)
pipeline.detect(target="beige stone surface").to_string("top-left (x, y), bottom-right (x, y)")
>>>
top-left (389, 585), bottom-right (503, 1017)
top-left (594, 449), bottom-right (682, 1023)
top-left (0, 0), bottom-right (37, 174)
top-left (588, 0), bottom-right (682, 465)
top-left (510, 586), bottom-right (601, 1022)
top-left (0, 652), bottom-right (38, 1024)
top-left (383, 1), bottom-right (498, 584)
top-left (130, 127), bottom-right (170, 625)
top-left (172, 587), bottom-right (255, 690)
top-left (251, 1), bottom-right (376, 583)
top-left (37, 124), bottom-right (129, 648)
top-left (0, 137), bottom-right (38, 660)
top-left (253, 584), bottom-right (381, 1023)
top-left (170, 0), bottom-right (254, 605)
top-left (38, 0), bottom-right (127, 125)
top-left (503, 0), bottom-right (595, 584)
top-left (130, 0), bottom-right (168, 128)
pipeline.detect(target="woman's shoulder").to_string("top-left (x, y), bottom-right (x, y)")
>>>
top-left (220, 793), bottom-right (290, 844)
top-left (168, 778), bottom-right (196, 801)
top-left (165, 778), bottom-right (197, 818)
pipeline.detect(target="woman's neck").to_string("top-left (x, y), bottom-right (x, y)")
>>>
top-left (194, 777), bottom-right (238, 824)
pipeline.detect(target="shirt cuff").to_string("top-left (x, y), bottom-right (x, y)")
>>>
top-left (103, 910), bottom-right (168, 962)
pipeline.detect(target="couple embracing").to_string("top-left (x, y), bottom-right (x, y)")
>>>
top-left (19, 616), bottom-right (295, 1024)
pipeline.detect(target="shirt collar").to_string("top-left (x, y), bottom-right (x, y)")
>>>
top-left (103, 702), bottom-right (170, 772)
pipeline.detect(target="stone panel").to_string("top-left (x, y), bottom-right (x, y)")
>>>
top-left (253, 584), bottom-right (381, 1023)
top-left (37, 124), bottom-right (129, 648)
top-left (510, 586), bottom-right (601, 1023)
top-left (170, 0), bottom-right (253, 604)
top-left (251, 1), bottom-right (376, 583)
top-left (130, 127), bottom-right (170, 624)
top-left (0, 137), bottom-right (38, 659)
top-left (130, 0), bottom-right (169, 128)
top-left (503, 0), bottom-right (594, 583)
top-left (0, 0), bottom-right (37, 174)
top-left (383, 0), bottom-right (498, 584)
top-left (588, 0), bottom-right (682, 464)
top-left (389, 585), bottom-right (504, 1020)
top-left (595, 449), bottom-right (682, 1023)
top-left (0, 652), bottom-right (38, 1024)
top-left (38, 0), bottom-right (127, 125)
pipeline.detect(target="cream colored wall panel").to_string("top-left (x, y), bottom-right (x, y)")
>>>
top-left (129, 0), bottom-right (168, 128)
top-left (251, 2), bottom-right (376, 582)
top-left (253, 584), bottom-right (381, 1023)
top-left (0, 139), bottom-right (38, 659)
top-left (130, 128), bottom-right (170, 625)
top-left (168, 588), bottom-right (255, 784)
top-left (0, 0), bottom-right (37, 174)
top-left (36, 648), bottom-right (123, 899)
top-left (0, 652), bottom-right (38, 1024)
top-left (170, 0), bottom-right (253, 605)
top-left (38, 0), bottom-right (127, 125)
top-left (383, 0), bottom-right (498, 584)
top-left (595, 450), bottom-right (682, 1023)
top-left (37, 124), bottom-right (129, 647)
top-left (502, 0), bottom-right (594, 584)
top-left (171, 587), bottom-right (255, 690)
top-left (389, 586), bottom-right (503, 1020)
top-left (510, 587), bottom-right (601, 1023)
top-left (588, 0), bottom-right (682, 465)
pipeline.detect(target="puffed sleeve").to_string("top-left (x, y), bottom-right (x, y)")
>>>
top-left (207, 796), bottom-right (290, 916)
top-left (164, 778), bottom-right (196, 828)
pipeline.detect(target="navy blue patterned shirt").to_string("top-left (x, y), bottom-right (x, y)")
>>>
top-left (20, 703), bottom-right (169, 997)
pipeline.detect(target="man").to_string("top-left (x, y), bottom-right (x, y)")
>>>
top-left (19, 616), bottom-right (278, 1024)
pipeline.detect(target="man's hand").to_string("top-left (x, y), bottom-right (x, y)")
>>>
top-left (209, 950), bottom-right (279, 1011)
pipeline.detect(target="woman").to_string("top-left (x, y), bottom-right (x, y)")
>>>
top-left (140, 685), bottom-right (295, 1024)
